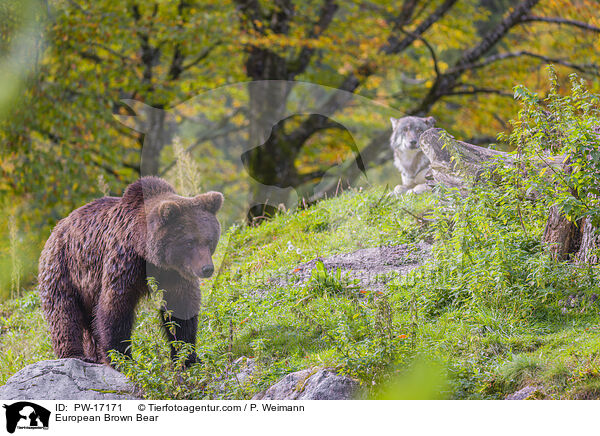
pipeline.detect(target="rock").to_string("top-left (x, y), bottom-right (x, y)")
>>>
top-left (505, 385), bottom-right (541, 400)
top-left (253, 368), bottom-right (358, 400)
top-left (0, 359), bottom-right (139, 400)
top-left (233, 356), bottom-right (257, 385)
top-left (211, 356), bottom-right (258, 398)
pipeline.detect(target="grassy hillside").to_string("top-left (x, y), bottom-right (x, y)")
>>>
top-left (2, 186), bottom-right (600, 400)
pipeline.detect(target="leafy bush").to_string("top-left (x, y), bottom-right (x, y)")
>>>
top-left (501, 66), bottom-right (600, 225)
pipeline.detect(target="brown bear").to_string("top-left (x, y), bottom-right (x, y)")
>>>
top-left (37, 176), bottom-right (223, 366)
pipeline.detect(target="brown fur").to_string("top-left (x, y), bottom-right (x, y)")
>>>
top-left (38, 177), bottom-right (223, 365)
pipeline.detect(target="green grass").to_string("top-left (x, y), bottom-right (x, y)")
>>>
top-left (0, 292), bottom-right (54, 383)
top-left (2, 186), bottom-right (600, 399)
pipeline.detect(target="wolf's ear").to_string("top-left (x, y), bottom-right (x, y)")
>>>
top-left (390, 117), bottom-right (400, 130)
top-left (425, 116), bottom-right (436, 128)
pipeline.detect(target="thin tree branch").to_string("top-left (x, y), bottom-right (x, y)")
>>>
top-left (234, 0), bottom-right (264, 33)
top-left (381, 0), bottom-right (458, 56)
top-left (460, 50), bottom-right (600, 76)
top-left (167, 0), bottom-right (192, 80)
top-left (297, 169), bottom-right (328, 184)
top-left (286, 0), bottom-right (459, 147)
top-left (287, 0), bottom-right (338, 78)
top-left (31, 126), bottom-right (133, 179)
top-left (159, 123), bottom-right (248, 176)
top-left (89, 41), bottom-right (130, 62)
top-left (131, 3), bottom-right (159, 86)
top-left (445, 86), bottom-right (513, 97)
top-left (65, 0), bottom-right (89, 14)
top-left (410, 0), bottom-right (541, 115)
top-left (285, 116), bottom-right (345, 152)
top-left (77, 50), bottom-right (103, 63)
top-left (395, 0), bottom-right (419, 26)
top-left (450, 0), bottom-right (540, 77)
top-left (521, 15), bottom-right (600, 33)
top-left (89, 158), bottom-right (124, 181)
top-left (398, 27), bottom-right (440, 79)
top-left (181, 43), bottom-right (220, 72)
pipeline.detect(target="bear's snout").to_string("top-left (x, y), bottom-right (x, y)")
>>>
top-left (199, 264), bottom-right (214, 278)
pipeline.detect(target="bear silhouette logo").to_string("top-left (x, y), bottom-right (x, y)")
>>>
top-left (3, 402), bottom-right (50, 433)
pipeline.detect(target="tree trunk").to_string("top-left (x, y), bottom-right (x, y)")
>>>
top-left (139, 104), bottom-right (171, 176)
top-left (576, 217), bottom-right (600, 264)
top-left (542, 206), bottom-right (581, 261)
top-left (244, 79), bottom-right (298, 222)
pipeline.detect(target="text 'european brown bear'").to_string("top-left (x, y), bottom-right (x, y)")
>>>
top-left (37, 177), bottom-right (223, 367)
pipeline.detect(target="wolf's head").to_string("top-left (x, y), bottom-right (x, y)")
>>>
top-left (390, 116), bottom-right (436, 152)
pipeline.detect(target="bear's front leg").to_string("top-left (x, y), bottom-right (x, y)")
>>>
top-left (94, 294), bottom-right (136, 364)
top-left (160, 309), bottom-right (199, 367)
top-left (94, 278), bottom-right (142, 364)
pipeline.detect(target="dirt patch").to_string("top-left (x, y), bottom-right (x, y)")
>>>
top-left (278, 242), bottom-right (431, 293)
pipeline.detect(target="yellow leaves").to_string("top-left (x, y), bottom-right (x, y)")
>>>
top-left (337, 62), bottom-right (352, 76)
top-left (0, 158), bottom-right (15, 174)
top-left (358, 40), bottom-right (370, 52)
top-left (364, 75), bottom-right (383, 90)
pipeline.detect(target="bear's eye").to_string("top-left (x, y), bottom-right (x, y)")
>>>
top-left (184, 240), bottom-right (195, 248)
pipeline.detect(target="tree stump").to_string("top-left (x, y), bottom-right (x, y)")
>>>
top-left (542, 205), bottom-right (581, 261)
top-left (576, 217), bottom-right (600, 264)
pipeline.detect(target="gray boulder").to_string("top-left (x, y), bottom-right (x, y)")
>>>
top-left (233, 356), bottom-right (257, 385)
top-left (0, 358), bottom-right (139, 400)
top-left (505, 385), bottom-right (541, 400)
top-left (253, 368), bottom-right (358, 400)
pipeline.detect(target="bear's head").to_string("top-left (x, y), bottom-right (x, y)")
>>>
top-left (145, 191), bottom-right (224, 281)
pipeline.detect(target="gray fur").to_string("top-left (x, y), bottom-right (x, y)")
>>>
top-left (389, 116), bottom-right (435, 193)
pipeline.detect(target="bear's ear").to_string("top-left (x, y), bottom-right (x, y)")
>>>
top-left (194, 191), bottom-right (224, 214)
top-left (425, 116), bottom-right (436, 128)
top-left (157, 200), bottom-right (181, 223)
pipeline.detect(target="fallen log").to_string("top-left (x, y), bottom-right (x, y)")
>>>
top-left (418, 128), bottom-right (565, 189)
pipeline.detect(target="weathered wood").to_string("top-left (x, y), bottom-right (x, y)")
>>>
top-left (576, 217), bottom-right (600, 264)
top-left (418, 128), bottom-right (508, 189)
top-left (418, 128), bottom-right (565, 188)
top-left (542, 205), bottom-right (581, 261)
